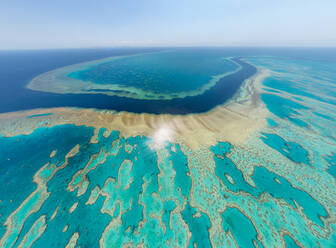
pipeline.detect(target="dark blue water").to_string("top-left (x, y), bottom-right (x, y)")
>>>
top-left (1, 47), bottom-right (335, 114)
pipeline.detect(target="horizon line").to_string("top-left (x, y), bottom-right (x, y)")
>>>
top-left (1, 45), bottom-right (336, 52)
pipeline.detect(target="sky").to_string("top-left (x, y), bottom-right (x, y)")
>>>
top-left (0, 0), bottom-right (335, 49)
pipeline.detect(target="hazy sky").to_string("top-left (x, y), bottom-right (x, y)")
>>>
top-left (1, 0), bottom-right (335, 49)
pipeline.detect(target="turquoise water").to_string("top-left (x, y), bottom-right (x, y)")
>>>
top-left (221, 207), bottom-right (264, 248)
top-left (27, 113), bottom-right (53, 118)
top-left (313, 111), bottom-right (335, 121)
top-left (1, 52), bottom-right (336, 247)
top-left (263, 77), bottom-right (336, 106)
top-left (261, 93), bottom-right (309, 127)
top-left (266, 118), bottom-right (278, 127)
top-left (212, 142), bottom-right (326, 227)
top-left (0, 125), bottom-right (93, 238)
top-left (1, 121), bottom-right (334, 247)
top-left (283, 235), bottom-right (301, 248)
top-left (68, 50), bottom-right (238, 95)
top-left (325, 153), bottom-right (336, 179)
top-left (261, 133), bottom-right (311, 166)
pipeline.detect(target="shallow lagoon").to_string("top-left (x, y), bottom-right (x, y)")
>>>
top-left (0, 48), bottom-right (336, 247)
top-left (27, 53), bottom-right (256, 114)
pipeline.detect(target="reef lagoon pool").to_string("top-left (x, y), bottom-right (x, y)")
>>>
top-left (27, 54), bottom-right (256, 114)
top-left (0, 47), bottom-right (336, 247)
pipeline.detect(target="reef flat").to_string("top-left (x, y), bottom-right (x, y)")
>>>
top-left (0, 68), bottom-right (269, 149)
top-left (0, 50), bottom-right (336, 247)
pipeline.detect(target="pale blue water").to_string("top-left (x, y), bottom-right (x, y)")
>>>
top-left (0, 48), bottom-right (336, 247)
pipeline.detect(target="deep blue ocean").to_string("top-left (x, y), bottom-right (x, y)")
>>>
top-left (1, 47), bottom-right (336, 247)
top-left (0, 47), bottom-right (335, 114)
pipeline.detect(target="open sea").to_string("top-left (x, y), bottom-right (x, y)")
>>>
top-left (0, 47), bottom-right (336, 247)
top-left (1, 47), bottom-right (335, 113)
